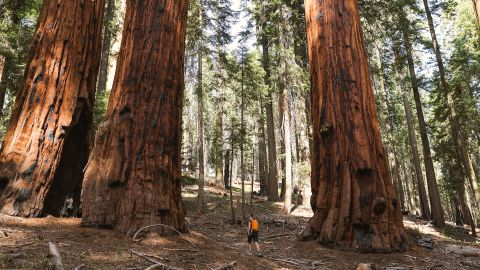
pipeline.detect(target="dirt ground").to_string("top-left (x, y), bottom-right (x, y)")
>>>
top-left (1, 178), bottom-right (480, 270)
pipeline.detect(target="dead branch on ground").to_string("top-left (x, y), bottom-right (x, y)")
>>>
top-left (48, 242), bottom-right (64, 270)
top-left (131, 249), bottom-right (183, 270)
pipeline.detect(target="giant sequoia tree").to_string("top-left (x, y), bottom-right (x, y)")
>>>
top-left (304, 0), bottom-right (407, 252)
top-left (0, 0), bottom-right (105, 217)
top-left (82, 0), bottom-right (189, 235)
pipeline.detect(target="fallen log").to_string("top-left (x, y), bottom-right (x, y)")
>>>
top-left (48, 242), bottom-right (64, 270)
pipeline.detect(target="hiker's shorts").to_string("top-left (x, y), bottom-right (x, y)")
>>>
top-left (248, 231), bottom-right (259, 243)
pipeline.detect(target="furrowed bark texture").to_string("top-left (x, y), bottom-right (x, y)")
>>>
top-left (304, 0), bottom-right (407, 252)
top-left (0, 0), bottom-right (104, 217)
top-left (81, 0), bottom-right (188, 235)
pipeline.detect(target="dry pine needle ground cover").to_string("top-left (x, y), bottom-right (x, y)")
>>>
top-left (0, 179), bottom-right (479, 270)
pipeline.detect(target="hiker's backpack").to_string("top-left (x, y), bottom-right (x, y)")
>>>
top-left (251, 219), bottom-right (259, 232)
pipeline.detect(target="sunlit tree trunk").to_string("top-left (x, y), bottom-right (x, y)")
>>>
top-left (261, 17), bottom-right (279, 202)
top-left (473, 0), bottom-right (480, 29)
top-left (304, 0), bottom-right (407, 252)
top-left (97, 0), bottom-right (116, 94)
top-left (240, 53), bottom-right (245, 215)
top-left (0, 56), bottom-right (5, 115)
top-left (0, 0), bottom-right (105, 217)
top-left (393, 45), bottom-right (430, 219)
top-left (258, 99), bottom-right (269, 195)
top-left (400, 14), bottom-right (444, 226)
top-left (196, 6), bottom-right (205, 213)
top-left (81, 0), bottom-right (189, 235)
top-left (374, 47), bottom-right (405, 211)
top-left (278, 5), bottom-right (292, 213)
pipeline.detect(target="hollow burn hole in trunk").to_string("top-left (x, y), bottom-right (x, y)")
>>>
top-left (0, 177), bottom-right (9, 194)
top-left (43, 108), bottom-right (91, 217)
top-left (353, 223), bottom-right (374, 252)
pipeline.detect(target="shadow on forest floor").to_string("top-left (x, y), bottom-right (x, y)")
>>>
top-left (0, 175), bottom-right (479, 269)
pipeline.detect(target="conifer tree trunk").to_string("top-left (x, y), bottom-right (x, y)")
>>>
top-left (393, 46), bottom-right (430, 219)
top-left (422, 0), bottom-right (480, 211)
top-left (81, 0), bottom-right (188, 235)
top-left (258, 100), bottom-right (269, 195)
top-left (215, 87), bottom-right (224, 189)
top-left (400, 17), bottom-right (444, 226)
top-left (0, 0), bottom-right (105, 217)
top-left (375, 47), bottom-right (405, 211)
top-left (456, 187), bottom-right (477, 236)
top-left (278, 5), bottom-right (292, 214)
top-left (0, 56), bottom-right (5, 115)
top-left (402, 162), bottom-right (415, 211)
top-left (214, 18), bottom-right (224, 189)
top-left (473, 0), bottom-right (480, 29)
top-left (97, 0), bottom-right (116, 94)
top-left (240, 57), bottom-right (245, 215)
top-left (304, 0), bottom-right (406, 252)
top-left (196, 16), bottom-right (205, 213)
top-left (229, 120), bottom-right (235, 221)
top-left (261, 20), bottom-right (279, 202)
top-left (401, 90), bottom-right (430, 217)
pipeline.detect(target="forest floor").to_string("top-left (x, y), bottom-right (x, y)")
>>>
top-left (1, 176), bottom-right (480, 270)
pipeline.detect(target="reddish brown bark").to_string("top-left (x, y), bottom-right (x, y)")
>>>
top-left (261, 22), bottom-right (279, 202)
top-left (81, 0), bottom-right (188, 235)
top-left (0, 0), bottom-right (104, 217)
top-left (474, 0), bottom-right (480, 29)
top-left (0, 56), bottom-right (5, 115)
top-left (304, 0), bottom-right (407, 252)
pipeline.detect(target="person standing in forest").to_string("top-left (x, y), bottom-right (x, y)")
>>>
top-left (247, 214), bottom-right (261, 255)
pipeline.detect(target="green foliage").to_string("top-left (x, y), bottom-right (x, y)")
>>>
top-left (181, 175), bottom-right (198, 186)
top-left (93, 89), bottom-right (110, 128)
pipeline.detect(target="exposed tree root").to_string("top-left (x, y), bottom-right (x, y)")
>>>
top-left (133, 224), bottom-right (198, 250)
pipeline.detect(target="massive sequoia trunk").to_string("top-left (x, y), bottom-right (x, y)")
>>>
top-left (81, 0), bottom-right (188, 235)
top-left (0, 0), bottom-right (104, 217)
top-left (304, 0), bottom-right (407, 252)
